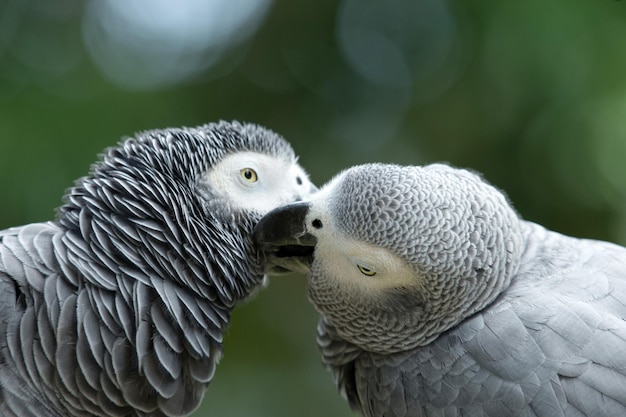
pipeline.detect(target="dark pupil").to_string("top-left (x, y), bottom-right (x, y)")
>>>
top-left (244, 170), bottom-right (252, 179)
top-left (296, 176), bottom-right (303, 185)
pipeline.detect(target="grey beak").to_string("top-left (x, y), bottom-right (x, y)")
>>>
top-left (253, 201), bottom-right (317, 274)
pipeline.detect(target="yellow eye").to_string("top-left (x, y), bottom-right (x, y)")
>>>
top-left (240, 168), bottom-right (258, 183)
top-left (357, 265), bottom-right (376, 276)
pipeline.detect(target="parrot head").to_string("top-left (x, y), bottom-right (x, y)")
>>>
top-left (254, 163), bottom-right (524, 353)
top-left (59, 121), bottom-right (317, 305)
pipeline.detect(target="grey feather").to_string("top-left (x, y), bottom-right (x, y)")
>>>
top-left (0, 120), bottom-right (315, 416)
top-left (255, 163), bottom-right (626, 417)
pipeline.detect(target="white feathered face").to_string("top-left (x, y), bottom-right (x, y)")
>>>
top-left (204, 151), bottom-right (315, 215)
top-left (303, 177), bottom-right (420, 297)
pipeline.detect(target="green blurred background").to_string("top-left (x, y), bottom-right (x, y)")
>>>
top-left (2, 0), bottom-right (626, 415)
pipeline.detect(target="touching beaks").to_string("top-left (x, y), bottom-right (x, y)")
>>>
top-left (253, 201), bottom-right (317, 275)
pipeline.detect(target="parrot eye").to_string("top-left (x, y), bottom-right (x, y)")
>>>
top-left (357, 264), bottom-right (376, 276)
top-left (240, 168), bottom-right (258, 183)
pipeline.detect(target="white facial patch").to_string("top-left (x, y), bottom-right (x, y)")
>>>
top-left (204, 151), bottom-right (313, 214)
top-left (317, 233), bottom-right (417, 291)
top-left (305, 185), bottom-right (420, 296)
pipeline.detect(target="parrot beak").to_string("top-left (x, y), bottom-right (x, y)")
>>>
top-left (253, 201), bottom-right (316, 275)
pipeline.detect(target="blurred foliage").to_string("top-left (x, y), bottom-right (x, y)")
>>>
top-left (1, 0), bottom-right (626, 415)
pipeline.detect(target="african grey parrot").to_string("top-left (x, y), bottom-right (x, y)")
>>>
top-left (254, 163), bottom-right (626, 417)
top-left (0, 121), bottom-right (315, 417)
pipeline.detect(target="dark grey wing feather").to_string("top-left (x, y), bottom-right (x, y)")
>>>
top-left (0, 223), bottom-right (69, 416)
top-left (0, 221), bottom-right (229, 417)
top-left (317, 317), bottom-right (363, 411)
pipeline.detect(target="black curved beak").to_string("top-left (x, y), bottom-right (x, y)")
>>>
top-left (253, 201), bottom-right (317, 274)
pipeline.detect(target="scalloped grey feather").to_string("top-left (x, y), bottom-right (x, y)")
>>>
top-left (0, 121), bottom-right (314, 417)
top-left (255, 163), bottom-right (626, 417)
